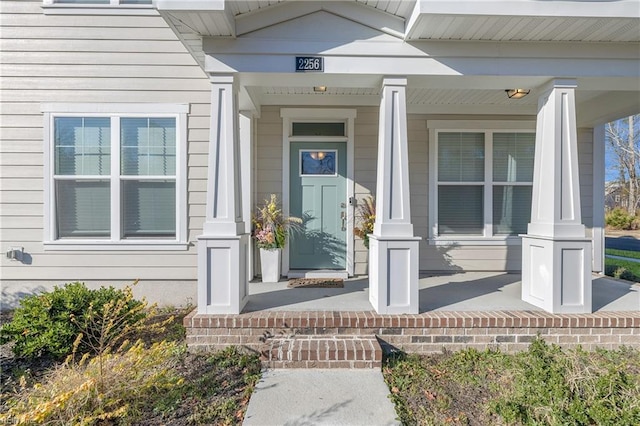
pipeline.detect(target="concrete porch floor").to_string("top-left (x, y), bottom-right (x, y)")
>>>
top-left (243, 272), bottom-right (640, 313)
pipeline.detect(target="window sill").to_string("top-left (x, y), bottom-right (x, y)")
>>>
top-left (44, 241), bottom-right (190, 251)
top-left (428, 236), bottom-right (523, 246)
top-left (42, 5), bottom-right (157, 16)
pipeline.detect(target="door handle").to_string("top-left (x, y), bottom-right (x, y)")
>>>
top-left (341, 211), bottom-right (346, 231)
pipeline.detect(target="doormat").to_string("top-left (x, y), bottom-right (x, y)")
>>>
top-left (287, 278), bottom-right (344, 288)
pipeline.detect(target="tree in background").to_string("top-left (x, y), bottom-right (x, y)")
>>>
top-left (606, 114), bottom-right (640, 215)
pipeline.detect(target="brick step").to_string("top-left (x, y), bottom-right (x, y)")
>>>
top-left (260, 336), bottom-right (382, 369)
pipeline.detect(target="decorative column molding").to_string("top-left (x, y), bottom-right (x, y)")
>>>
top-left (203, 74), bottom-right (244, 236)
top-left (197, 73), bottom-right (248, 314)
top-left (374, 77), bottom-right (414, 238)
top-left (369, 77), bottom-right (420, 314)
top-left (522, 79), bottom-right (592, 314)
top-left (528, 79), bottom-right (584, 238)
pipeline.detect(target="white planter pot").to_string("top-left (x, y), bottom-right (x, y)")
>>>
top-left (260, 248), bottom-right (282, 282)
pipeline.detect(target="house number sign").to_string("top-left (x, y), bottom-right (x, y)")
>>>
top-left (295, 56), bottom-right (323, 72)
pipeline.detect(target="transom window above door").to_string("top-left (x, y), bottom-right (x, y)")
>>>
top-left (429, 122), bottom-right (535, 243)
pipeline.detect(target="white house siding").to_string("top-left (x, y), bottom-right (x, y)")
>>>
top-left (0, 1), bottom-right (210, 306)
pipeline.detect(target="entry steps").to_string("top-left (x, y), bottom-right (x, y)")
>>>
top-left (260, 335), bottom-right (382, 369)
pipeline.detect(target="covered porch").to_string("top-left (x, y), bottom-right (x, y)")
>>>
top-left (243, 272), bottom-right (640, 313)
top-left (153, 0), bottom-right (640, 317)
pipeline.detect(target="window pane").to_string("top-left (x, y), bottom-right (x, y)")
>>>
top-left (438, 133), bottom-right (484, 182)
top-left (121, 118), bottom-right (176, 176)
top-left (493, 186), bottom-right (532, 235)
top-left (438, 186), bottom-right (483, 235)
top-left (301, 151), bottom-right (336, 175)
top-left (493, 133), bottom-right (535, 182)
top-left (55, 117), bottom-right (110, 175)
top-left (292, 122), bottom-right (345, 136)
top-left (122, 180), bottom-right (176, 237)
top-left (56, 180), bottom-right (110, 238)
top-left (55, 0), bottom-right (110, 3)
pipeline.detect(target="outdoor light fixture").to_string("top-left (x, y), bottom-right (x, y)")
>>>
top-left (313, 86), bottom-right (327, 92)
top-left (506, 89), bottom-right (531, 99)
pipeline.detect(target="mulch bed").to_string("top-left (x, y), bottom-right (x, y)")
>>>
top-left (287, 278), bottom-right (344, 288)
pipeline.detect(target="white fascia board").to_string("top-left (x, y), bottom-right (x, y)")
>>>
top-left (414, 0), bottom-right (640, 19)
top-left (206, 54), bottom-right (640, 80)
top-left (205, 38), bottom-right (639, 60)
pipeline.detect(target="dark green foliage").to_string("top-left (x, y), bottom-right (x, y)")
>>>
top-left (0, 282), bottom-right (144, 360)
top-left (605, 208), bottom-right (638, 230)
top-left (604, 258), bottom-right (640, 281)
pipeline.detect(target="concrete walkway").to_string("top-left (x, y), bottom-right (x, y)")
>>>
top-left (243, 369), bottom-right (399, 426)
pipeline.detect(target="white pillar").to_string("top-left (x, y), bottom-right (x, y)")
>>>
top-left (522, 79), bottom-right (592, 313)
top-left (369, 77), bottom-right (420, 314)
top-left (197, 74), bottom-right (249, 314)
top-left (240, 111), bottom-right (256, 279)
top-left (592, 125), bottom-right (606, 273)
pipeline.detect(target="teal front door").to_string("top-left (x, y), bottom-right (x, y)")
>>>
top-left (289, 142), bottom-right (347, 270)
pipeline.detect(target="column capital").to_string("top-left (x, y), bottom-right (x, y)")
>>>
top-left (209, 73), bottom-right (237, 85)
top-left (540, 78), bottom-right (577, 93)
top-left (381, 76), bottom-right (407, 87)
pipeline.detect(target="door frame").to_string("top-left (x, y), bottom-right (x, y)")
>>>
top-left (280, 108), bottom-right (357, 276)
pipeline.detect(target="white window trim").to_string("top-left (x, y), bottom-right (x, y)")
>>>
top-left (42, 103), bottom-right (189, 251)
top-left (427, 120), bottom-right (535, 246)
top-left (280, 108), bottom-right (357, 276)
top-left (42, 0), bottom-right (156, 16)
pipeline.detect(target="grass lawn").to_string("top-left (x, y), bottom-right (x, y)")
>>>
top-left (383, 339), bottom-right (640, 426)
top-left (605, 248), bottom-right (640, 260)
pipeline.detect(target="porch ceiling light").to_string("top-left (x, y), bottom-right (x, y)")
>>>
top-left (314, 86), bottom-right (327, 92)
top-left (506, 89), bottom-right (531, 99)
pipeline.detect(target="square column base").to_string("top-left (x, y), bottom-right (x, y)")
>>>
top-left (522, 235), bottom-right (592, 313)
top-left (197, 234), bottom-right (249, 314)
top-left (369, 235), bottom-right (420, 314)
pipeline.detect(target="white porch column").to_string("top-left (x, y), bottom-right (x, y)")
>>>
top-left (239, 110), bottom-right (256, 279)
top-left (592, 125), bottom-right (606, 273)
top-left (522, 79), bottom-right (592, 313)
top-left (369, 77), bottom-right (420, 314)
top-left (197, 74), bottom-right (249, 314)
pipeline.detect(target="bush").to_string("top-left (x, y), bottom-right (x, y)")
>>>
top-left (0, 340), bottom-right (184, 425)
top-left (605, 207), bottom-right (638, 230)
top-left (0, 282), bottom-right (144, 360)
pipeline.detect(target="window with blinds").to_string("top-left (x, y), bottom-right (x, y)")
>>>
top-left (52, 115), bottom-right (177, 240)
top-left (436, 130), bottom-right (534, 237)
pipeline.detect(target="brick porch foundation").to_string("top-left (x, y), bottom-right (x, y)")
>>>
top-left (185, 310), bottom-right (640, 368)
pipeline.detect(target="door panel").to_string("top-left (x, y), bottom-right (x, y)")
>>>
top-left (290, 142), bottom-right (347, 269)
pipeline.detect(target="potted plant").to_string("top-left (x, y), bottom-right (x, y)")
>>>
top-left (354, 196), bottom-right (376, 249)
top-left (252, 194), bottom-right (301, 282)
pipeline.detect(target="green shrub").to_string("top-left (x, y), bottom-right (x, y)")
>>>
top-left (605, 207), bottom-right (638, 230)
top-left (0, 282), bottom-right (144, 360)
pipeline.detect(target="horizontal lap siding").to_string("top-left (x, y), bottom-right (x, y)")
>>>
top-left (0, 1), bottom-right (209, 286)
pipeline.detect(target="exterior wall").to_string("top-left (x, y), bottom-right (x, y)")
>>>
top-left (0, 0), bottom-right (208, 306)
top-left (255, 108), bottom-right (597, 275)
